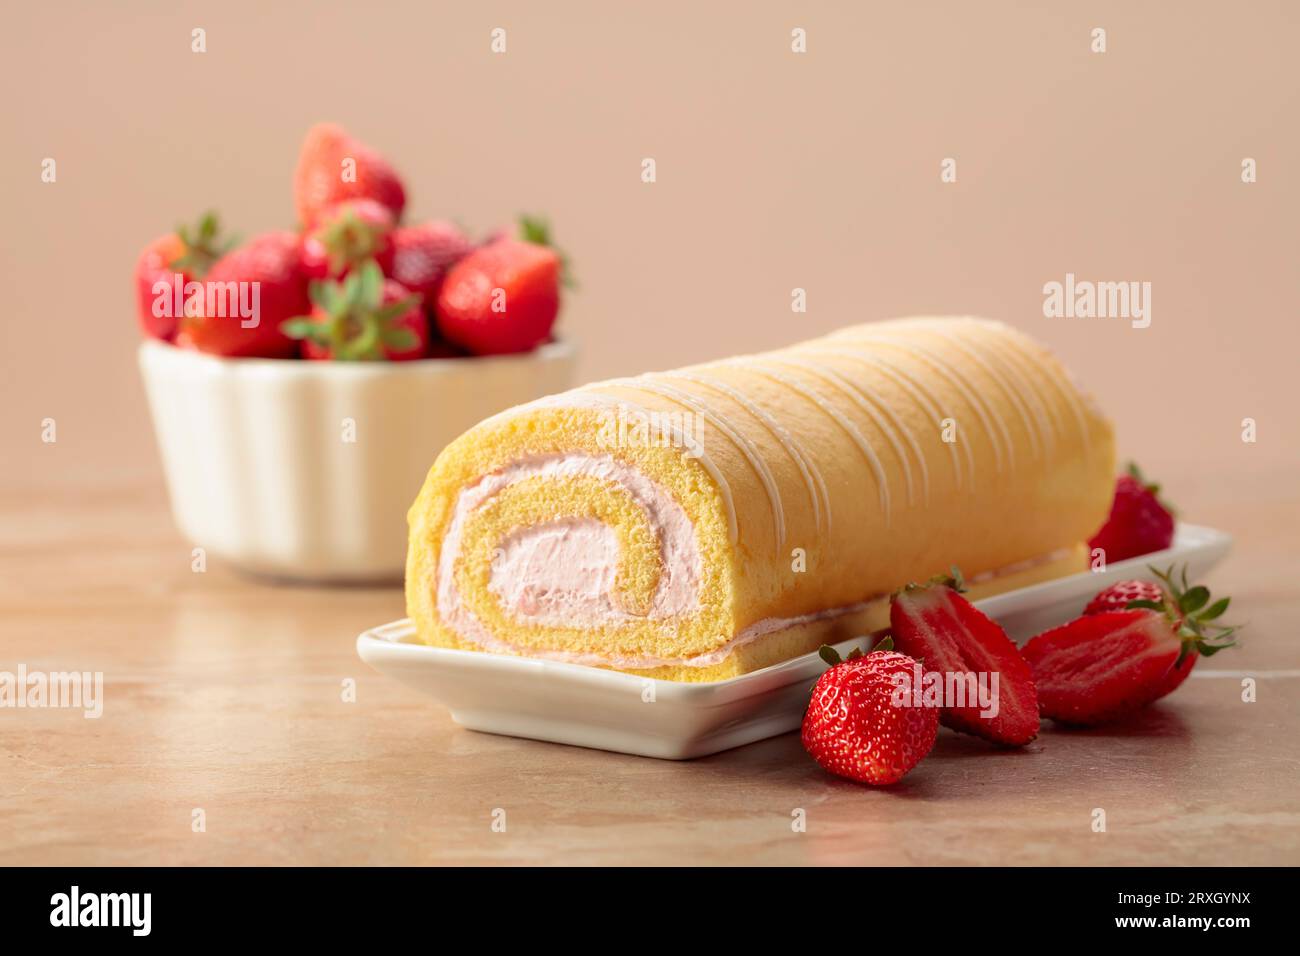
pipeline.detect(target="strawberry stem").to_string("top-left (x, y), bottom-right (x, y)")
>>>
top-left (171, 210), bottom-right (235, 279)
top-left (818, 645), bottom-right (842, 666)
top-left (281, 258), bottom-right (421, 361)
top-left (1146, 563), bottom-right (1239, 664)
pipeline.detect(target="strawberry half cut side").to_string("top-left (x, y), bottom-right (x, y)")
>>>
top-left (888, 569), bottom-right (1040, 746)
top-left (1021, 564), bottom-right (1238, 725)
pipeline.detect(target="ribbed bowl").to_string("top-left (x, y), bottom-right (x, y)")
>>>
top-left (139, 340), bottom-right (576, 582)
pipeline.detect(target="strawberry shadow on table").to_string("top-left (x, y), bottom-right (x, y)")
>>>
top-left (1035, 703), bottom-right (1192, 740)
top-left (705, 705), bottom-right (1193, 800)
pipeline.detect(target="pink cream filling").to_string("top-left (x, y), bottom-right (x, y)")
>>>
top-left (436, 455), bottom-right (709, 667)
top-left (489, 518), bottom-right (622, 624)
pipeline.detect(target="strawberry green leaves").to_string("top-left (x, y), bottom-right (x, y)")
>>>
top-left (1145, 564), bottom-right (1239, 665)
top-left (170, 211), bottom-right (236, 279)
top-left (282, 259), bottom-right (422, 361)
top-left (899, 564), bottom-right (967, 596)
top-left (818, 634), bottom-right (894, 667)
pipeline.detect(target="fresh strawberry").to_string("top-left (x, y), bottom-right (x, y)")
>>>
top-left (801, 640), bottom-right (938, 786)
top-left (482, 215), bottom-right (577, 282)
top-left (1083, 578), bottom-right (1166, 616)
top-left (889, 569), bottom-right (1040, 745)
top-left (282, 260), bottom-right (427, 362)
top-left (1088, 463), bottom-right (1176, 564)
top-left (436, 238), bottom-right (561, 355)
top-left (1022, 565), bottom-right (1237, 725)
top-left (388, 220), bottom-right (473, 301)
top-left (293, 123), bottom-right (406, 229)
top-left (300, 199), bottom-right (395, 279)
top-left (183, 231), bottom-right (306, 358)
top-left (133, 212), bottom-right (233, 340)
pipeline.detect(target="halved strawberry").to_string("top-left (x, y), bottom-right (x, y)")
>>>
top-left (282, 260), bottom-right (427, 362)
top-left (1022, 565), bottom-right (1237, 725)
top-left (889, 570), bottom-right (1040, 746)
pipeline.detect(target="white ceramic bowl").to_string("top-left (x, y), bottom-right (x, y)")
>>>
top-left (139, 339), bottom-right (576, 582)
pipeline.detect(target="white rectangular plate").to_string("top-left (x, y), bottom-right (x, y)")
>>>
top-left (357, 524), bottom-right (1231, 760)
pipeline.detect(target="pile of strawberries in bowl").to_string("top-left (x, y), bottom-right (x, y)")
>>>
top-left (133, 122), bottom-right (567, 361)
top-left (133, 123), bottom-right (576, 582)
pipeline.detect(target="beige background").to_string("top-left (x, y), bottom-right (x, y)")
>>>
top-left (3, 0), bottom-right (1298, 493)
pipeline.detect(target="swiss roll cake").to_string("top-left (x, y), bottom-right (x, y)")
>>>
top-left (406, 317), bottom-right (1115, 682)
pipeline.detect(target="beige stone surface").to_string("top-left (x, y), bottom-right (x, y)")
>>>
top-left (1, 479), bottom-right (1297, 866)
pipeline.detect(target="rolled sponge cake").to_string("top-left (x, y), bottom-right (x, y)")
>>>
top-left (406, 317), bottom-right (1115, 682)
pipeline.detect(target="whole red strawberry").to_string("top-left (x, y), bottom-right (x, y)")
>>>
top-left (889, 570), bottom-right (1040, 745)
top-left (436, 238), bottom-right (560, 355)
top-left (300, 199), bottom-right (395, 279)
top-left (1022, 565), bottom-right (1237, 725)
top-left (283, 261), bottom-right (427, 362)
top-left (1083, 578), bottom-right (1166, 616)
top-left (293, 123), bottom-right (406, 229)
top-left (183, 231), bottom-right (307, 358)
top-left (1088, 463), bottom-right (1175, 564)
top-left (802, 641), bottom-right (938, 785)
top-left (388, 220), bottom-right (474, 301)
top-left (134, 212), bottom-right (233, 341)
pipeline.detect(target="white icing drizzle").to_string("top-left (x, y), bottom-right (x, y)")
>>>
top-left (950, 329), bottom-right (1063, 458)
top-left (849, 333), bottom-right (1014, 474)
top-left (666, 368), bottom-right (831, 536)
top-left (766, 354), bottom-right (928, 507)
top-left (607, 377), bottom-right (787, 551)
top-left (734, 359), bottom-right (892, 523)
top-left (922, 329), bottom-right (1048, 461)
top-left (985, 328), bottom-right (1095, 457)
top-left (799, 345), bottom-right (973, 493)
top-left (553, 388), bottom-right (741, 543)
